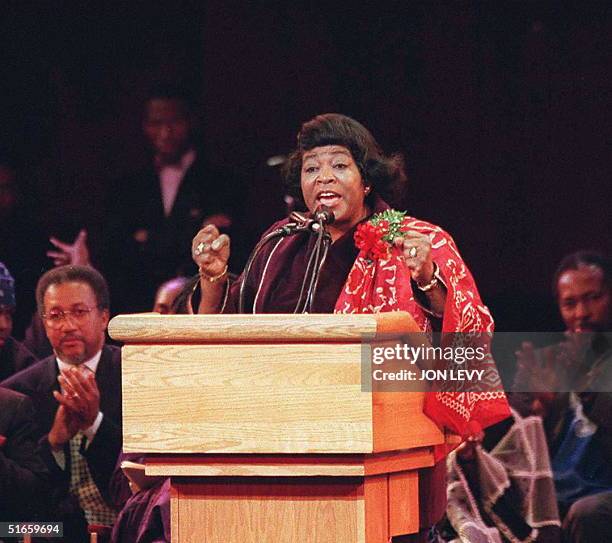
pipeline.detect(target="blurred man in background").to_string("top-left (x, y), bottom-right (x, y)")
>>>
top-left (105, 83), bottom-right (242, 315)
top-left (512, 251), bottom-right (612, 542)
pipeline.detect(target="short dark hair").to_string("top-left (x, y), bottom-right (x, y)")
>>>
top-left (36, 265), bottom-right (110, 315)
top-left (553, 250), bottom-right (612, 297)
top-left (146, 81), bottom-right (194, 111)
top-left (283, 113), bottom-right (407, 208)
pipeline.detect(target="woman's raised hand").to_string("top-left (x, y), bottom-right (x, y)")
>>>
top-left (394, 230), bottom-right (435, 286)
top-left (192, 224), bottom-right (231, 280)
top-left (394, 230), bottom-right (447, 316)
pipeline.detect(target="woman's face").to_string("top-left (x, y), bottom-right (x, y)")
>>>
top-left (300, 145), bottom-right (369, 239)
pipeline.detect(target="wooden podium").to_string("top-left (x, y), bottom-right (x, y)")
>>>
top-left (108, 312), bottom-right (444, 543)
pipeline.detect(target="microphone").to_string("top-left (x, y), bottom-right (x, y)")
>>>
top-left (313, 205), bottom-right (335, 225)
top-left (269, 207), bottom-right (335, 239)
top-left (286, 207), bottom-right (335, 234)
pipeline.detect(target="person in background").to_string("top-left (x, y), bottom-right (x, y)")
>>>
top-left (1, 265), bottom-right (126, 543)
top-left (23, 229), bottom-right (92, 360)
top-left (0, 388), bottom-right (49, 523)
top-left (0, 262), bottom-right (37, 381)
top-left (104, 82), bottom-right (243, 315)
top-left (512, 251), bottom-right (612, 542)
top-left (152, 276), bottom-right (191, 314)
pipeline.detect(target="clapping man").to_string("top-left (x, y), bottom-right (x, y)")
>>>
top-left (2, 265), bottom-right (123, 542)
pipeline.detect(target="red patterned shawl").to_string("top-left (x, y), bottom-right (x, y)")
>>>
top-left (334, 215), bottom-right (510, 440)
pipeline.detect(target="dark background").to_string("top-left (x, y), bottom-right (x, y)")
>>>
top-left (1, 1), bottom-right (610, 330)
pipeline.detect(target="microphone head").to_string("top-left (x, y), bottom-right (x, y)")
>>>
top-left (314, 205), bottom-right (335, 225)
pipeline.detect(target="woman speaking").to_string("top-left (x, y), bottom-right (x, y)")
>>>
top-left (191, 113), bottom-right (509, 539)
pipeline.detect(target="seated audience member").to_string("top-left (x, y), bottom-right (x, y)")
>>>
top-left (0, 262), bottom-right (37, 381)
top-left (0, 387), bottom-right (49, 522)
top-left (443, 413), bottom-right (561, 542)
top-left (511, 251), bottom-right (612, 542)
top-left (23, 229), bottom-right (91, 359)
top-left (167, 273), bottom-right (238, 315)
top-left (110, 474), bottom-right (170, 543)
top-left (152, 276), bottom-right (191, 314)
top-left (104, 82), bottom-right (243, 315)
top-left (1, 265), bottom-right (125, 542)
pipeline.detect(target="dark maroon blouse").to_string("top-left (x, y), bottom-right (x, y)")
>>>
top-left (223, 197), bottom-right (389, 314)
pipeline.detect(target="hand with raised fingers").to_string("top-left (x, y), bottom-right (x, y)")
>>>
top-left (47, 229), bottom-right (91, 267)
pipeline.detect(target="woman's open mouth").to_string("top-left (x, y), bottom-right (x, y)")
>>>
top-left (317, 191), bottom-right (341, 207)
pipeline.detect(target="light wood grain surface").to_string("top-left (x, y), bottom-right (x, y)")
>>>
top-left (364, 474), bottom-right (388, 543)
top-left (109, 313), bottom-right (380, 343)
top-left (389, 471), bottom-right (419, 536)
top-left (122, 343), bottom-right (374, 453)
top-left (118, 310), bottom-right (438, 542)
top-left (173, 479), bottom-right (365, 543)
top-left (121, 338), bottom-right (444, 454)
top-left (109, 311), bottom-right (426, 343)
top-left (144, 448), bottom-right (434, 478)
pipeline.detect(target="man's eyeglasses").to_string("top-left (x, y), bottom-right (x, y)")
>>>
top-left (42, 306), bottom-right (98, 327)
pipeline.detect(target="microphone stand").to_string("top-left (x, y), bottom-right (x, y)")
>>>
top-left (239, 208), bottom-right (334, 314)
top-left (238, 227), bottom-right (290, 314)
top-left (294, 218), bottom-right (332, 314)
top-left (238, 216), bottom-right (315, 313)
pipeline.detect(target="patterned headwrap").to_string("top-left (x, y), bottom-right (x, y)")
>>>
top-left (0, 262), bottom-right (16, 308)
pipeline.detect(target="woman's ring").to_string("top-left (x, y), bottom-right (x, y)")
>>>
top-left (408, 246), bottom-right (418, 258)
top-left (194, 241), bottom-right (206, 256)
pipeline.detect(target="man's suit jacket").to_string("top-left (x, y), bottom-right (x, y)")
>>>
top-left (1, 345), bottom-right (123, 537)
top-left (106, 153), bottom-right (242, 313)
top-left (0, 388), bottom-right (49, 522)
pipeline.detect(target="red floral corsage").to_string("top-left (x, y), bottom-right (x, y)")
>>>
top-left (355, 210), bottom-right (411, 260)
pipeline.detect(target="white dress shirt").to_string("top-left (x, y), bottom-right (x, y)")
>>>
top-left (158, 148), bottom-right (197, 217)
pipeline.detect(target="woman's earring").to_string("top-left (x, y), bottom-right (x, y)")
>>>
top-left (364, 186), bottom-right (371, 195)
